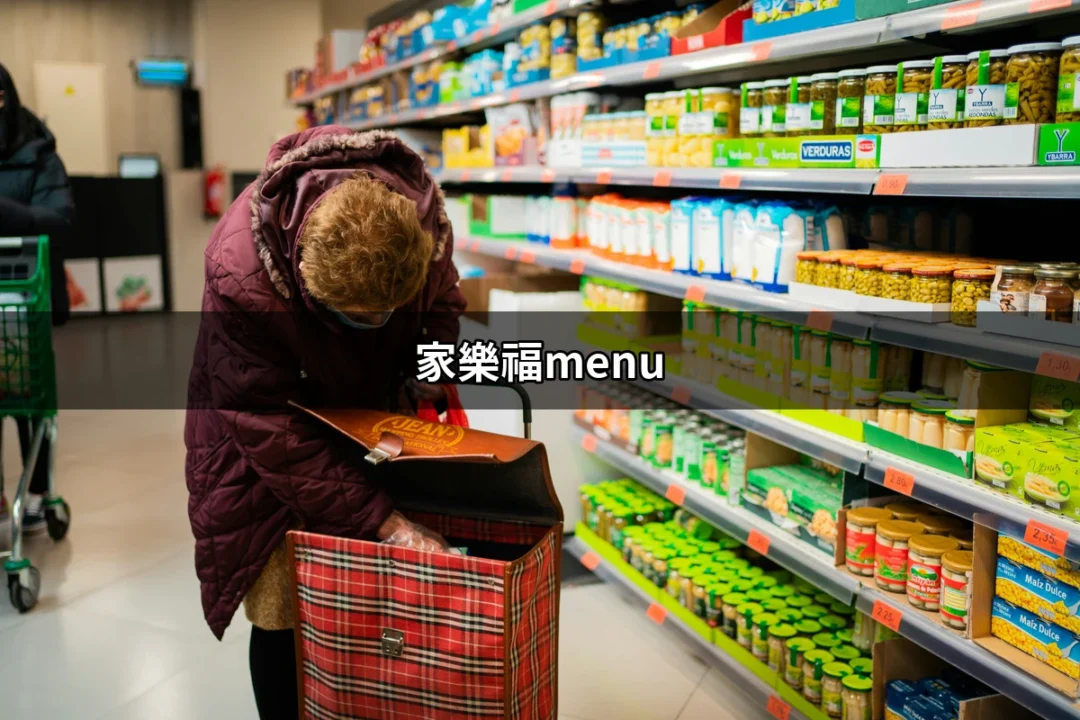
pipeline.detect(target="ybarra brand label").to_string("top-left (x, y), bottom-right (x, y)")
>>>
top-left (799, 140), bottom-right (853, 163)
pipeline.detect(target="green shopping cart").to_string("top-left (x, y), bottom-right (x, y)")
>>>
top-left (0, 236), bottom-right (70, 612)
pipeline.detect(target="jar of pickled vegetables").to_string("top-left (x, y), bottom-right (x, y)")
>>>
top-left (929, 55), bottom-right (968, 129)
top-left (645, 93), bottom-right (665, 166)
top-left (1032, 268), bottom-right (1076, 322)
top-left (1060, 36), bottom-right (1080, 122)
top-left (740, 82), bottom-right (764, 137)
top-left (951, 268), bottom-right (994, 326)
top-left (944, 410), bottom-right (975, 453)
top-left (839, 255), bottom-right (859, 292)
top-left (966, 49), bottom-right (1009, 127)
top-left (877, 391), bottom-right (919, 438)
top-left (912, 265), bottom-right (953, 304)
top-left (881, 262), bottom-right (915, 301)
top-left (836, 69), bottom-right (867, 134)
top-left (702, 87), bottom-right (735, 139)
top-left (854, 259), bottom-right (884, 297)
top-left (809, 330), bottom-right (831, 396)
top-left (802, 650), bottom-right (834, 705)
top-left (796, 251), bottom-right (822, 284)
top-left (762, 79), bottom-right (788, 137)
top-left (895, 60), bottom-right (934, 131)
top-left (863, 65), bottom-right (897, 133)
top-left (908, 400), bottom-right (955, 449)
top-left (786, 76), bottom-right (814, 137)
top-left (1005, 42), bottom-right (1062, 125)
top-left (809, 72), bottom-right (839, 135)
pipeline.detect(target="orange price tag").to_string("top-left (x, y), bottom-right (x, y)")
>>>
top-left (875, 173), bottom-right (909, 196)
top-left (646, 602), bottom-right (669, 625)
top-left (652, 169), bottom-right (672, 187)
top-left (490, 23), bottom-right (502, 36)
top-left (470, 98), bottom-right (484, 110)
top-left (580, 551), bottom-right (601, 571)
top-left (581, 433), bottom-right (597, 453)
top-left (447, 40), bottom-right (458, 52)
top-left (520, 250), bottom-right (537, 264)
top-left (569, 259), bottom-right (586, 275)
top-left (719, 173), bottom-right (742, 190)
top-left (504, 246), bottom-right (518, 261)
top-left (1036, 351), bottom-right (1080, 381)
top-left (472, 30), bottom-right (485, 44)
top-left (544, 0), bottom-right (557, 14)
top-left (1026, 519), bottom-right (1069, 557)
top-left (1030, 0), bottom-right (1072, 11)
top-left (872, 599), bottom-right (903, 633)
top-left (942, 1), bottom-right (981, 29)
top-left (501, 170), bottom-right (514, 182)
top-left (509, 89), bottom-right (522, 102)
top-left (766, 695), bottom-right (791, 720)
top-left (805, 310), bottom-right (834, 333)
top-left (596, 170), bottom-right (612, 184)
top-left (456, 238), bottom-right (467, 250)
top-left (665, 484), bottom-right (687, 505)
top-left (540, 168), bottom-right (556, 182)
top-left (684, 285), bottom-right (707, 303)
top-left (460, 170), bottom-right (472, 182)
top-left (642, 61), bottom-right (662, 80)
top-left (470, 241), bottom-right (481, 252)
top-left (751, 41), bottom-right (773, 62)
top-left (747, 529), bottom-right (770, 556)
top-left (883, 467), bottom-right (915, 496)
top-left (671, 385), bottom-right (691, 405)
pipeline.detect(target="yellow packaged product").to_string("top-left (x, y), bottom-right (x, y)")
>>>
top-left (577, 11), bottom-right (606, 62)
top-left (663, 91), bottom-right (686, 167)
top-left (645, 93), bottom-right (666, 166)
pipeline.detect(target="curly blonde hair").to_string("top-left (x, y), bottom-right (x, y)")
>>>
top-left (299, 173), bottom-right (433, 310)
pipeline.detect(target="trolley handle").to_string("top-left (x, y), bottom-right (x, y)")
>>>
top-left (453, 379), bottom-right (532, 440)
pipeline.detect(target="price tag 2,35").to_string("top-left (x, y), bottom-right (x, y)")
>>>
top-left (883, 467), bottom-right (915, 496)
top-left (747, 529), bottom-right (770, 556)
top-left (872, 599), bottom-right (903, 632)
top-left (766, 695), bottom-right (791, 720)
top-left (1026, 519), bottom-right (1069, 557)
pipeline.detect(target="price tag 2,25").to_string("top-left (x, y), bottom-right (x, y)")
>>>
top-left (883, 467), bottom-right (915, 496)
top-left (766, 695), bottom-right (791, 720)
top-left (1026, 519), bottom-right (1069, 557)
top-left (747, 529), bottom-right (770, 556)
top-left (872, 599), bottom-right (903, 633)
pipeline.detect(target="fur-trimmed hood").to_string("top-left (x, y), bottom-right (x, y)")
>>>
top-left (248, 126), bottom-right (451, 304)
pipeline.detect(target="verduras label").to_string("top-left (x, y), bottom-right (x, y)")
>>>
top-left (966, 85), bottom-right (1006, 120)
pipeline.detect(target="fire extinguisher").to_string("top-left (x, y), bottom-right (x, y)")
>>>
top-left (204, 165), bottom-right (226, 218)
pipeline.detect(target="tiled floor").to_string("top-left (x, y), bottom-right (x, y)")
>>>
top-left (0, 409), bottom-right (766, 720)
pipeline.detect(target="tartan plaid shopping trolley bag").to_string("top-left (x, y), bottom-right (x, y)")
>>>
top-left (288, 406), bottom-right (563, 720)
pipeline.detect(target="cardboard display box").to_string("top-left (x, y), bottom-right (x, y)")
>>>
top-left (855, 0), bottom-right (955, 20)
top-left (671, 0), bottom-right (749, 55)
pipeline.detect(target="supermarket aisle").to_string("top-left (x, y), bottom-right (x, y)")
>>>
top-left (0, 407), bottom-right (767, 720)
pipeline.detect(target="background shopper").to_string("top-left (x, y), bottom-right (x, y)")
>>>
top-left (184, 126), bottom-right (465, 719)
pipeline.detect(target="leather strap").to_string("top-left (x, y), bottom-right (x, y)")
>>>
top-left (375, 432), bottom-right (404, 459)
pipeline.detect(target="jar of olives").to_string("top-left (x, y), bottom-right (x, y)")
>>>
top-left (838, 255), bottom-right (859, 292)
top-left (912, 265), bottom-right (953, 304)
top-left (809, 72), bottom-right (839, 135)
top-left (1060, 36), bottom-right (1080, 122)
top-left (965, 49), bottom-right (1008, 127)
top-left (854, 259), bottom-right (884, 297)
top-left (863, 65), bottom-right (897, 133)
top-left (796, 251), bottom-right (823, 284)
top-left (786, 76), bottom-right (814, 137)
top-left (951, 268), bottom-right (995, 326)
top-left (895, 60), bottom-right (934, 131)
top-left (1005, 42), bottom-right (1062, 125)
top-left (881, 262), bottom-right (915, 301)
top-left (740, 82), bottom-right (765, 137)
top-left (1031, 268), bottom-right (1076, 323)
top-left (813, 253), bottom-right (844, 288)
top-left (835, 69), bottom-right (867, 134)
top-left (928, 55), bottom-right (967, 129)
top-left (762, 79), bottom-right (788, 137)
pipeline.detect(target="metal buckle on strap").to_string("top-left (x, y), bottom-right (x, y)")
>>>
top-left (364, 447), bottom-right (393, 465)
top-left (381, 628), bottom-right (404, 657)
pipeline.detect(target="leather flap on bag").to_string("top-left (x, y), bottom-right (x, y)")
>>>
top-left (291, 403), bottom-right (563, 526)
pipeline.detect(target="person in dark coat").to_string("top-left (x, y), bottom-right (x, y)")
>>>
top-left (0, 63), bottom-right (73, 532)
top-left (184, 126), bottom-right (465, 719)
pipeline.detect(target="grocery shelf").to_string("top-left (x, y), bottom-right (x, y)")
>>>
top-left (564, 535), bottom-right (808, 720)
top-left (853, 585), bottom-right (1080, 720)
top-left (630, 373), bottom-right (868, 475)
top-left (864, 449), bottom-right (1080, 563)
top-left (292, 0), bottom-right (577, 105)
top-left (573, 424), bottom-right (860, 605)
top-left (881, 0), bottom-right (1080, 41)
top-left (897, 166), bottom-right (1080, 200)
top-left (435, 166), bottom-right (562, 183)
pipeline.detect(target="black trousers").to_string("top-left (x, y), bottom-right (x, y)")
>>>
top-left (17, 417), bottom-right (50, 495)
top-left (250, 626), bottom-right (299, 719)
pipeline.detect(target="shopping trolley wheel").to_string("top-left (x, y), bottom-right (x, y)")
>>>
top-left (45, 499), bottom-right (71, 541)
top-left (7, 565), bottom-right (40, 613)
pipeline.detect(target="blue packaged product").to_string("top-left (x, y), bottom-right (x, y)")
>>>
top-left (991, 596), bottom-right (1080, 679)
top-left (918, 677), bottom-right (951, 698)
top-left (996, 555), bottom-right (1080, 633)
top-left (730, 201), bottom-right (758, 284)
top-left (752, 202), bottom-right (812, 293)
top-left (692, 199), bottom-right (724, 280)
top-left (903, 696), bottom-right (950, 720)
top-left (670, 198), bottom-right (700, 276)
top-left (885, 679), bottom-right (918, 718)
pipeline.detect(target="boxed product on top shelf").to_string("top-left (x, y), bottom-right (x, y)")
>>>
top-left (746, 0), bottom-right (856, 41)
top-left (670, 0), bottom-right (749, 55)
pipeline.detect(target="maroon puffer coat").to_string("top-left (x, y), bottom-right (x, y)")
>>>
top-left (185, 127), bottom-right (465, 639)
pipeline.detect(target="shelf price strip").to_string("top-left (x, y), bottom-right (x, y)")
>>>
top-left (883, 467), bottom-right (915, 496)
top-left (1025, 519), bottom-right (1069, 557)
top-left (871, 599), bottom-right (903, 633)
top-left (766, 695), bottom-right (791, 720)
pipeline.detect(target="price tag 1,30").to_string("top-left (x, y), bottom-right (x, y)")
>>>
top-left (469, 241), bottom-right (481, 253)
top-left (883, 467), bottom-right (915, 496)
top-left (766, 695), bottom-right (791, 720)
top-left (500, 170), bottom-right (514, 182)
top-left (520, 250), bottom-right (537, 264)
top-left (595, 170), bottom-right (613, 185)
top-left (750, 41), bottom-right (773, 62)
top-left (747, 529), bottom-right (770, 556)
top-left (580, 551), bottom-right (601, 571)
top-left (1036, 351), bottom-right (1080, 381)
top-left (647, 602), bottom-right (669, 625)
top-left (540, 168), bottom-right (556, 182)
top-left (872, 599), bottom-right (903, 633)
top-left (665, 484), bottom-right (687, 505)
top-left (684, 285), bottom-right (707, 303)
top-left (1026, 519), bottom-right (1069, 557)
